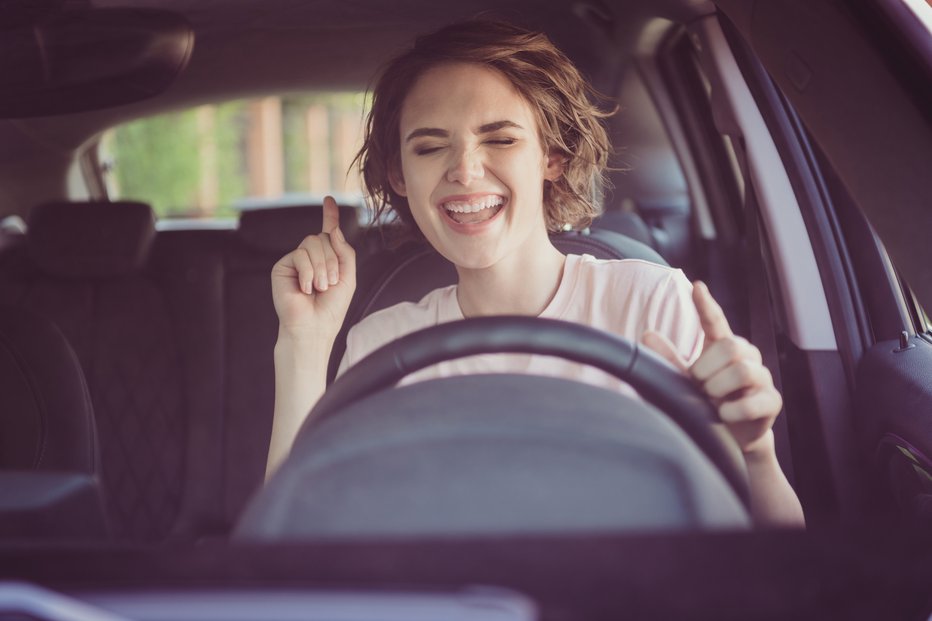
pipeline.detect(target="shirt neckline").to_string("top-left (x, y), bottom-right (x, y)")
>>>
top-left (442, 253), bottom-right (585, 322)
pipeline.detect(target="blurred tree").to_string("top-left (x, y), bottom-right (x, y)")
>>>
top-left (111, 109), bottom-right (201, 217)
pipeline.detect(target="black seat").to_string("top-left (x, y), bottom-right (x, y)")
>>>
top-left (0, 305), bottom-right (98, 473)
top-left (0, 201), bottom-right (201, 541)
top-left (590, 209), bottom-right (657, 249)
top-left (0, 306), bottom-right (110, 541)
top-left (237, 204), bottom-right (362, 255)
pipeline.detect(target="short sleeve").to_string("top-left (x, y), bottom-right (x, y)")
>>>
top-left (645, 270), bottom-right (705, 365)
top-left (334, 324), bottom-right (360, 379)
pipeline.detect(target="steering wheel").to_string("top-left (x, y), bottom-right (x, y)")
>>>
top-left (305, 316), bottom-right (750, 508)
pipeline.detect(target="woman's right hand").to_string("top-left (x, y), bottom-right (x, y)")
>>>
top-left (271, 196), bottom-right (357, 341)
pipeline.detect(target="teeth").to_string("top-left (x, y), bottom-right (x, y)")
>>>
top-left (443, 196), bottom-right (504, 213)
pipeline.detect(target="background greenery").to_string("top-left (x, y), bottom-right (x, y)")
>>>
top-left (104, 93), bottom-right (367, 219)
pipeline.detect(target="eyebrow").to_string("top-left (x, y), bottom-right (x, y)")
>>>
top-left (404, 120), bottom-right (524, 143)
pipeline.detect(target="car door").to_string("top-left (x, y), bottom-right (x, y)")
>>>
top-left (709, 0), bottom-right (932, 526)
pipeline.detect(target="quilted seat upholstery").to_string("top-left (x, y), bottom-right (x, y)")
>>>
top-left (0, 305), bottom-right (98, 473)
top-left (0, 202), bottom-right (187, 541)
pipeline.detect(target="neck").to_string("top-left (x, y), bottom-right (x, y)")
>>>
top-left (455, 234), bottom-right (566, 318)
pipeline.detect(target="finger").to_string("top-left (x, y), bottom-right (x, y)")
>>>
top-left (286, 247), bottom-right (315, 295)
top-left (691, 335), bottom-right (760, 382)
top-left (702, 358), bottom-right (772, 400)
top-left (641, 330), bottom-right (689, 374)
top-left (692, 281), bottom-right (733, 344)
top-left (321, 195), bottom-right (340, 234)
top-left (718, 386), bottom-right (782, 425)
top-left (329, 226), bottom-right (357, 287)
top-left (300, 236), bottom-right (330, 292)
top-left (319, 234), bottom-right (340, 286)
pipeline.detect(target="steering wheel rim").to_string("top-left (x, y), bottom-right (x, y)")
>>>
top-left (308, 316), bottom-right (750, 508)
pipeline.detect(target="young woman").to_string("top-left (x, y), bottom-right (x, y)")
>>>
top-left (268, 20), bottom-right (804, 526)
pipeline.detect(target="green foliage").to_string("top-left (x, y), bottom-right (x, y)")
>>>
top-left (212, 101), bottom-right (249, 217)
top-left (282, 99), bottom-right (309, 193)
top-left (106, 93), bottom-right (370, 219)
top-left (111, 110), bottom-right (201, 217)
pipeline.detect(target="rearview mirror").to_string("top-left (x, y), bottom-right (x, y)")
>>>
top-left (0, 7), bottom-right (194, 118)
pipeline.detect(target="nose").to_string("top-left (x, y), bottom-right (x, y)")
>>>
top-left (446, 144), bottom-right (484, 185)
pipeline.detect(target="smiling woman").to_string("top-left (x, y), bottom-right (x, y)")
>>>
top-left (266, 19), bottom-right (804, 528)
top-left (391, 62), bottom-right (564, 269)
top-left (3, 0), bottom-right (932, 615)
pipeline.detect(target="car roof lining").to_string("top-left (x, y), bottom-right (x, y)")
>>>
top-left (0, 0), bottom-right (714, 147)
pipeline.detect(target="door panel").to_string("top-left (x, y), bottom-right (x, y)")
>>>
top-left (855, 335), bottom-right (932, 523)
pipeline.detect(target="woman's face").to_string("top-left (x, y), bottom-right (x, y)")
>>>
top-left (392, 62), bottom-right (563, 270)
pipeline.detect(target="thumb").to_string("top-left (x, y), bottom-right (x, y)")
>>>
top-left (641, 330), bottom-right (689, 374)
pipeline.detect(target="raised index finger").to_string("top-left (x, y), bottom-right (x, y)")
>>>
top-left (321, 195), bottom-right (340, 234)
top-left (692, 280), bottom-right (733, 343)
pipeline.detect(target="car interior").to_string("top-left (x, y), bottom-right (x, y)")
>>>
top-left (0, 0), bottom-right (931, 618)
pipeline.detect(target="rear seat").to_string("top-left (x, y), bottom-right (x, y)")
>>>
top-left (0, 200), bottom-right (669, 540)
top-left (0, 201), bottom-right (225, 542)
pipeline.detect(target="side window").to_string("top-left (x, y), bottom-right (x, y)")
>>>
top-left (99, 93), bottom-right (369, 218)
top-left (907, 287), bottom-right (931, 336)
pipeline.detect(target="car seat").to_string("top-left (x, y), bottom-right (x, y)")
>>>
top-left (0, 305), bottom-right (109, 540)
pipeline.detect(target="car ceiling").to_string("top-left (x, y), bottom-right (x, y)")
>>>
top-left (0, 0), bottom-right (713, 150)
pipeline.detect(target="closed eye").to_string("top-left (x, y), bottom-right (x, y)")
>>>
top-left (413, 145), bottom-right (444, 156)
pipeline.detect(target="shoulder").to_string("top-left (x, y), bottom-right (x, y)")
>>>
top-left (562, 254), bottom-right (702, 362)
top-left (570, 253), bottom-right (687, 298)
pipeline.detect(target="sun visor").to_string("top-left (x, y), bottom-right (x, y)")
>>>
top-left (0, 7), bottom-right (194, 118)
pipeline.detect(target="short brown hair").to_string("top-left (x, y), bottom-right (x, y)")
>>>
top-left (354, 19), bottom-right (615, 236)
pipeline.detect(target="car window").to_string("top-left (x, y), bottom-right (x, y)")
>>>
top-left (99, 93), bottom-right (369, 218)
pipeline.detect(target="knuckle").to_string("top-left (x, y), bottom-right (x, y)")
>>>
top-left (736, 359), bottom-right (756, 383)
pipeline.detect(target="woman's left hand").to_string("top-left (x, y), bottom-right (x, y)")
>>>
top-left (641, 281), bottom-right (782, 456)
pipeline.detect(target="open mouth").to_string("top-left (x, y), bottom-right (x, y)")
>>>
top-left (441, 195), bottom-right (505, 225)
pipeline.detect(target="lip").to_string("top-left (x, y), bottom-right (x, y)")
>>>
top-left (435, 193), bottom-right (507, 236)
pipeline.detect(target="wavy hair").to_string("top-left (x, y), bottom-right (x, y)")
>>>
top-left (354, 19), bottom-right (615, 236)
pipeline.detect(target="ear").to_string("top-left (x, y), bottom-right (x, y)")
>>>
top-left (388, 160), bottom-right (407, 197)
top-left (544, 150), bottom-right (566, 182)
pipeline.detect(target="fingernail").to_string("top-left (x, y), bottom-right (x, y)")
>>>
top-left (317, 278), bottom-right (328, 292)
top-left (303, 281), bottom-right (313, 294)
top-left (328, 271), bottom-right (338, 285)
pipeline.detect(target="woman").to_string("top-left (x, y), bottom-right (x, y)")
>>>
top-left (268, 19), bottom-right (804, 527)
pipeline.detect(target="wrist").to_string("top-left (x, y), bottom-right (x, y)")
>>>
top-left (276, 324), bottom-right (338, 347)
top-left (274, 330), bottom-right (335, 369)
top-left (742, 429), bottom-right (777, 465)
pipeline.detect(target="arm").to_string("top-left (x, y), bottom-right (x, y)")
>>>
top-left (266, 197), bottom-right (356, 480)
top-left (266, 332), bottom-right (335, 478)
top-left (643, 280), bottom-right (804, 527)
top-left (744, 431), bottom-right (806, 526)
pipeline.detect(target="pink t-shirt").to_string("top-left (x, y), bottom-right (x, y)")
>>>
top-left (337, 254), bottom-right (704, 398)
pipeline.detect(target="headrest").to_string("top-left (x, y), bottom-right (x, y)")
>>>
top-left (27, 201), bottom-right (156, 278)
top-left (237, 205), bottom-right (360, 254)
